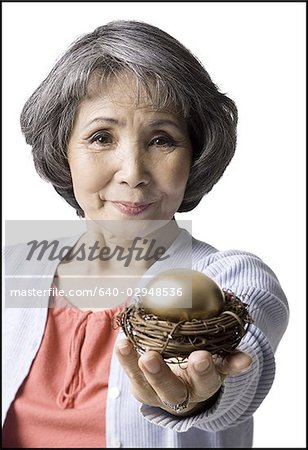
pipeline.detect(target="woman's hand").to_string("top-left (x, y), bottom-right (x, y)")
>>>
top-left (116, 339), bottom-right (252, 416)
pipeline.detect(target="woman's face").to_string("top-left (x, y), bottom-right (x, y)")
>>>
top-left (68, 76), bottom-right (192, 222)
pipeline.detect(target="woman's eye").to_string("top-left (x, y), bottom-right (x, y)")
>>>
top-left (89, 131), bottom-right (113, 146)
top-left (149, 136), bottom-right (176, 148)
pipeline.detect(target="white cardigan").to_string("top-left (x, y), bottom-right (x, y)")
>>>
top-left (3, 229), bottom-right (289, 448)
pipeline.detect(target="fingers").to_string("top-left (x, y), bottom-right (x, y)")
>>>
top-left (115, 339), bottom-right (158, 404)
top-left (116, 340), bottom-right (252, 415)
top-left (187, 351), bottom-right (222, 399)
top-left (116, 340), bottom-right (189, 410)
top-left (215, 351), bottom-right (252, 376)
top-left (183, 350), bottom-right (252, 403)
top-left (116, 339), bottom-right (142, 381)
top-left (138, 350), bottom-right (188, 406)
top-left (136, 350), bottom-right (224, 410)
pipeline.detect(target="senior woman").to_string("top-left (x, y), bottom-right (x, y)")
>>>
top-left (3, 21), bottom-right (289, 448)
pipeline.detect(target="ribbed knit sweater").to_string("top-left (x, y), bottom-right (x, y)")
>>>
top-left (3, 228), bottom-right (289, 448)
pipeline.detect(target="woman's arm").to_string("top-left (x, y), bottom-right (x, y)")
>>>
top-left (116, 250), bottom-right (289, 431)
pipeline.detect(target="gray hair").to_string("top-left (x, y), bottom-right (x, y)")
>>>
top-left (20, 20), bottom-right (238, 217)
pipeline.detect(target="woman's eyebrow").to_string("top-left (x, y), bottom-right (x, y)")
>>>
top-left (147, 119), bottom-right (183, 132)
top-left (82, 117), bottom-right (125, 130)
top-left (82, 117), bottom-right (183, 132)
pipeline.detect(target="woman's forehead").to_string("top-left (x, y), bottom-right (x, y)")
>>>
top-left (74, 95), bottom-right (188, 134)
top-left (84, 71), bottom-right (183, 117)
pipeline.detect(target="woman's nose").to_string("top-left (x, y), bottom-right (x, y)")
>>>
top-left (114, 147), bottom-right (151, 188)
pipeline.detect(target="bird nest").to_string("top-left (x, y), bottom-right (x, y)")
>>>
top-left (116, 289), bottom-right (253, 363)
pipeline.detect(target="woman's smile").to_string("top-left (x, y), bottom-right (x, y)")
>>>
top-left (110, 201), bottom-right (155, 216)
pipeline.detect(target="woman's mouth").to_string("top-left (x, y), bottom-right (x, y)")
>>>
top-left (111, 201), bottom-right (154, 216)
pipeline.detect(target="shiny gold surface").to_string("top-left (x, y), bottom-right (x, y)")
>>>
top-left (139, 269), bottom-right (225, 321)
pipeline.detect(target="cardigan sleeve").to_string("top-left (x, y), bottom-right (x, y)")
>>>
top-left (139, 250), bottom-right (289, 432)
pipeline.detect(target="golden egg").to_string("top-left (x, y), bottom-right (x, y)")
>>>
top-left (139, 269), bottom-right (225, 321)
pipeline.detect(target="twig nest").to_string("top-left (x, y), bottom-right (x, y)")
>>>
top-left (116, 269), bottom-right (253, 363)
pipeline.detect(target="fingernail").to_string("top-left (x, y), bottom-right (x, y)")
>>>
top-left (194, 359), bottom-right (210, 373)
top-left (144, 356), bottom-right (161, 374)
top-left (118, 341), bottom-right (131, 356)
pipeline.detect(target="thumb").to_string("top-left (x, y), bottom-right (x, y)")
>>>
top-left (216, 351), bottom-right (252, 376)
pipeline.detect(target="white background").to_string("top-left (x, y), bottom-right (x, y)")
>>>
top-left (2, 2), bottom-right (306, 448)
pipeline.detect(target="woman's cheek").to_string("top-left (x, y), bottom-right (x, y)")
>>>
top-left (70, 154), bottom-right (111, 192)
top-left (160, 156), bottom-right (190, 190)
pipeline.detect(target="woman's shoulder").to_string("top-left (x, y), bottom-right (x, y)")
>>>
top-left (190, 233), bottom-right (263, 267)
top-left (3, 234), bottom-right (82, 274)
top-left (193, 243), bottom-right (269, 273)
top-left (192, 239), bottom-right (273, 281)
top-left (189, 233), bottom-right (281, 287)
top-left (191, 238), bottom-right (288, 307)
top-left (178, 229), bottom-right (266, 272)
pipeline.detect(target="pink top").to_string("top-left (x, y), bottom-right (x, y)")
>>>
top-left (2, 287), bottom-right (123, 448)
